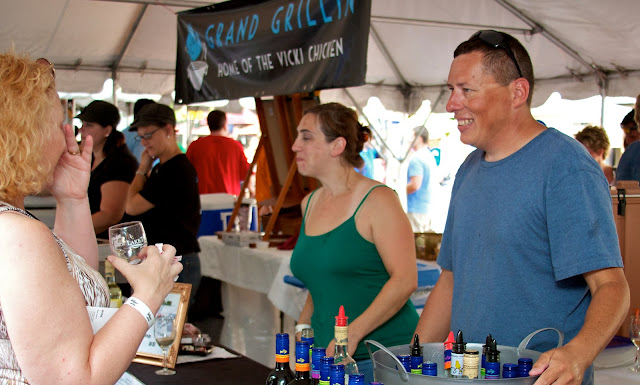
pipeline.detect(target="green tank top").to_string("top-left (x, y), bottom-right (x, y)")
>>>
top-left (290, 185), bottom-right (419, 360)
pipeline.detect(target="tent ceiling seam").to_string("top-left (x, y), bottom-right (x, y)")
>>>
top-left (46, 0), bottom-right (71, 56)
top-left (370, 24), bottom-right (413, 112)
top-left (494, 0), bottom-right (607, 82)
top-left (94, 0), bottom-right (213, 8)
top-left (343, 88), bottom-right (398, 162)
top-left (113, 4), bottom-right (148, 71)
top-left (371, 15), bottom-right (532, 35)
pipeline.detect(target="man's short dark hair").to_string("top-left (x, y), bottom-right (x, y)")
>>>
top-left (207, 110), bottom-right (227, 132)
top-left (454, 31), bottom-right (534, 106)
top-left (621, 109), bottom-right (637, 129)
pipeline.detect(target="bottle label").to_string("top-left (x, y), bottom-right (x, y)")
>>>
top-left (295, 362), bottom-right (310, 371)
top-left (444, 349), bottom-right (451, 369)
top-left (462, 362), bottom-right (478, 379)
top-left (334, 326), bottom-right (348, 345)
top-left (275, 353), bottom-right (290, 363)
top-left (451, 352), bottom-right (464, 376)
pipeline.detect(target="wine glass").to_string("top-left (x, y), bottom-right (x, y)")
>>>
top-left (108, 221), bottom-right (147, 264)
top-left (630, 313), bottom-right (640, 372)
top-left (154, 315), bottom-right (177, 376)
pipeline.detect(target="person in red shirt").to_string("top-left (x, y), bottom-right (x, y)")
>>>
top-left (186, 110), bottom-right (250, 195)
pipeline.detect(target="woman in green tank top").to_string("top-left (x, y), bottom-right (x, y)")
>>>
top-left (289, 103), bottom-right (419, 381)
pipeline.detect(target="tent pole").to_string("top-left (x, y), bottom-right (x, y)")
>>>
top-left (343, 89), bottom-right (401, 162)
top-left (600, 78), bottom-right (608, 128)
top-left (401, 88), bottom-right (446, 163)
top-left (112, 69), bottom-right (118, 106)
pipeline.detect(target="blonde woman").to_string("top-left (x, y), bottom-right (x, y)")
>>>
top-left (574, 125), bottom-right (614, 185)
top-left (0, 52), bottom-right (181, 385)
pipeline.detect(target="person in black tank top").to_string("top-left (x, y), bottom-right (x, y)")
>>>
top-left (289, 103), bottom-right (419, 383)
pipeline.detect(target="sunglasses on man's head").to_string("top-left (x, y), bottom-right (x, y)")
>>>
top-left (470, 30), bottom-right (524, 79)
top-left (36, 57), bottom-right (55, 79)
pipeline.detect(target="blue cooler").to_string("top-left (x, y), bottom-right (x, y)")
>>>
top-left (198, 193), bottom-right (258, 237)
top-left (411, 260), bottom-right (441, 311)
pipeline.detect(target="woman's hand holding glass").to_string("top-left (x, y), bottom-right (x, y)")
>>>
top-left (109, 221), bottom-right (147, 264)
top-left (107, 243), bottom-right (182, 312)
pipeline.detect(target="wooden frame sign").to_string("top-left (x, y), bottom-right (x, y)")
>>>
top-left (133, 283), bottom-right (192, 368)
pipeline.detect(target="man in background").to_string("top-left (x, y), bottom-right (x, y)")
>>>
top-left (186, 110), bottom-right (251, 195)
top-left (616, 109), bottom-right (640, 183)
top-left (406, 126), bottom-right (438, 232)
top-left (123, 98), bottom-right (155, 162)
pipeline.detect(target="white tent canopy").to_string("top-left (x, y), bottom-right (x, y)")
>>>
top-left (2, 0), bottom-right (639, 113)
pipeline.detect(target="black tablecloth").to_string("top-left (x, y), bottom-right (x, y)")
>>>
top-left (127, 354), bottom-right (271, 384)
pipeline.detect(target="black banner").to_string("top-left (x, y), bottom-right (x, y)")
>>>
top-left (175, 0), bottom-right (371, 104)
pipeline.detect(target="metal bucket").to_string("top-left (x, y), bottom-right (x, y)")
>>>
top-left (366, 328), bottom-right (563, 384)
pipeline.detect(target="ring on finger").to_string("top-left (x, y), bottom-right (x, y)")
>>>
top-left (68, 150), bottom-right (79, 155)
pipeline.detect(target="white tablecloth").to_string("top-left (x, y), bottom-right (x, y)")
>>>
top-left (199, 236), bottom-right (306, 319)
top-left (198, 236), bottom-right (305, 368)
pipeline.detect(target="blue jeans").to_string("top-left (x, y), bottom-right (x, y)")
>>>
top-left (176, 252), bottom-right (201, 305)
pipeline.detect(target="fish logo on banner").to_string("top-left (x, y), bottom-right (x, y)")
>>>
top-left (185, 24), bottom-right (208, 91)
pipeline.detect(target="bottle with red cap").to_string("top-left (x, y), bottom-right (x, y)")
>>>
top-left (443, 331), bottom-right (454, 377)
top-left (332, 305), bottom-right (359, 381)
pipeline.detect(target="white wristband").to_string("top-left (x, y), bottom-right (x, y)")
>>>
top-left (125, 296), bottom-right (155, 329)
top-left (295, 323), bottom-right (311, 334)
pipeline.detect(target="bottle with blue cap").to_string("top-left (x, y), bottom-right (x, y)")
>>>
top-left (502, 363), bottom-right (519, 378)
top-left (311, 347), bottom-right (326, 384)
top-left (329, 363), bottom-right (345, 385)
top-left (396, 354), bottom-right (411, 372)
top-left (348, 373), bottom-right (364, 384)
top-left (288, 341), bottom-right (311, 384)
top-left (518, 357), bottom-right (533, 377)
top-left (318, 356), bottom-right (334, 385)
top-left (266, 333), bottom-right (295, 385)
top-left (422, 361), bottom-right (437, 376)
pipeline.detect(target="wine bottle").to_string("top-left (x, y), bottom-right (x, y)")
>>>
top-left (266, 333), bottom-right (295, 385)
top-left (318, 356), bottom-right (334, 385)
top-left (288, 341), bottom-right (311, 384)
top-left (332, 305), bottom-right (358, 381)
top-left (329, 363), bottom-right (345, 385)
top-left (105, 261), bottom-right (122, 308)
top-left (311, 347), bottom-right (326, 385)
top-left (301, 327), bottom-right (314, 363)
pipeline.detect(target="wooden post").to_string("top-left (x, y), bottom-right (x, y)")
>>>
top-left (263, 160), bottom-right (298, 241)
top-left (224, 136), bottom-right (266, 232)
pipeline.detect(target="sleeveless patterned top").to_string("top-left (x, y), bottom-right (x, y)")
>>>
top-left (0, 202), bottom-right (110, 384)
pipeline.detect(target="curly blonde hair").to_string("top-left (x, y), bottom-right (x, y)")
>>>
top-left (0, 51), bottom-right (58, 202)
top-left (574, 125), bottom-right (610, 157)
